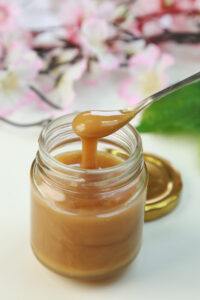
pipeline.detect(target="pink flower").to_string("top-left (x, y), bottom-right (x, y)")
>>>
top-left (58, 0), bottom-right (95, 44)
top-left (0, 42), bottom-right (43, 108)
top-left (58, 0), bottom-right (122, 45)
top-left (119, 44), bottom-right (174, 104)
top-left (0, 1), bottom-right (21, 32)
top-left (6, 42), bottom-right (43, 81)
top-left (133, 0), bottom-right (161, 16)
top-left (98, 53), bottom-right (121, 71)
top-left (133, 0), bottom-right (200, 14)
top-left (81, 15), bottom-right (123, 71)
top-left (195, 0), bottom-right (200, 9)
top-left (142, 19), bottom-right (164, 36)
top-left (81, 17), bottom-right (116, 54)
top-left (60, 0), bottom-right (95, 27)
top-left (95, 1), bottom-right (116, 20)
top-left (171, 0), bottom-right (200, 10)
top-left (45, 58), bottom-right (87, 107)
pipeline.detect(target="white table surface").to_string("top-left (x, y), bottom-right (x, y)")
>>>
top-left (0, 111), bottom-right (200, 300)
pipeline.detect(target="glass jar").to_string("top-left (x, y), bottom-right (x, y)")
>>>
top-left (30, 114), bottom-right (148, 280)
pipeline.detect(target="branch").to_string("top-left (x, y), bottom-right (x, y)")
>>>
top-left (29, 85), bottom-right (62, 110)
top-left (136, 8), bottom-right (200, 31)
top-left (40, 53), bottom-right (83, 74)
top-left (146, 30), bottom-right (200, 44)
top-left (0, 116), bottom-right (51, 128)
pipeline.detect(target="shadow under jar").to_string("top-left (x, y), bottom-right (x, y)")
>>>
top-left (30, 114), bottom-right (148, 280)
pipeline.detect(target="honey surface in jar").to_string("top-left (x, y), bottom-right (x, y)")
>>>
top-left (31, 150), bottom-right (145, 279)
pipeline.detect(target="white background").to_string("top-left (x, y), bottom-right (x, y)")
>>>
top-left (1, 1), bottom-right (200, 299)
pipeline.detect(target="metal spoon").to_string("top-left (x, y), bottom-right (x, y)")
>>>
top-left (73, 71), bottom-right (200, 139)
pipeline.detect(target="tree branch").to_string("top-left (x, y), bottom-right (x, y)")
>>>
top-left (136, 8), bottom-right (200, 31)
top-left (0, 116), bottom-right (51, 128)
top-left (146, 30), bottom-right (200, 44)
top-left (29, 85), bottom-right (62, 110)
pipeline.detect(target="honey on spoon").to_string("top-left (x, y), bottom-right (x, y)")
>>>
top-left (73, 70), bottom-right (200, 168)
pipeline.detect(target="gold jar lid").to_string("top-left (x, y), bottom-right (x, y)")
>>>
top-left (144, 153), bottom-right (182, 221)
top-left (105, 149), bottom-right (182, 221)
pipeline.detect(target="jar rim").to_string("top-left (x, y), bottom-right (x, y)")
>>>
top-left (38, 113), bottom-right (143, 176)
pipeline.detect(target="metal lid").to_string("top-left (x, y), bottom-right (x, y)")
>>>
top-left (105, 148), bottom-right (182, 221)
top-left (144, 153), bottom-right (182, 221)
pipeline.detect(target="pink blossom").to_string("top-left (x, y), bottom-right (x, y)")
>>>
top-left (60, 0), bottom-right (95, 27)
top-left (0, 41), bottom-right (43, 111)
top-left (6, 42), bottom-right (43, 81)
top-left (98, 53), bottom-right (120, 71)
top-left (119, 45), bottom-right (174, 104)
top-left (133, 0), bottom-right (200, 14)
top-left (195, 0), bottom-right (200, 9)
top-left (47, 59), bottom-right (87, 106)
top-left (58, 0), bottom-right (122, 45)
top-left (81, 17), bottom-right (116, 54)
top-left (95, 1), bottom-right (116, 20)
top-left (58, 0), bottom-right (95, 44)
top-left (172, 0), bottom-right (200, 10)
top-left (0, 93), bottom-right (33, 117)
top-left (142, 20), bottom-right (164, 36)
top-left (0, 0), bottom-right (197, 120)
top-left (59, 0), bottom-right (117, 28)
top-left (133, 0), bottom-right (161, 16)
top-left (0, 1), bottom-right (21, 32)
top-left (80, 16), bottom-right (120, 70)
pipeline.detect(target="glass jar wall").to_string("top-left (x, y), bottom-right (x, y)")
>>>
top-left (30, 114), bottom-right (148, 280)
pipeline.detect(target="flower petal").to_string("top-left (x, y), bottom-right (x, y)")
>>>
top-left (130, 44), bottom-right (161, 70)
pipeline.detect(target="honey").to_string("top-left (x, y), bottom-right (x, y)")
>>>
top-left (31, 113), bottom-right (147, 279)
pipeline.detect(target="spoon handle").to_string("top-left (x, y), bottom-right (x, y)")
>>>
top-left (133, 70), bottom-right (200, 114)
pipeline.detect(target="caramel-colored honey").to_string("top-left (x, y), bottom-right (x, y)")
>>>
top-left (72, 110), bottom-right (135, 168)
top-left (31, 151), bottom-right (145, 279)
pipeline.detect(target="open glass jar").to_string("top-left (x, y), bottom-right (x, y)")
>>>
top-left (30, 114), bottom-right (148, 280)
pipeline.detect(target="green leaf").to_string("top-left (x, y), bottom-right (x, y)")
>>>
top-left (137, 81), bottom-right (200, 134)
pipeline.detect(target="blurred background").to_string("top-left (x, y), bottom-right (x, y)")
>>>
top-left (0, 0), bottom-right (200, 132)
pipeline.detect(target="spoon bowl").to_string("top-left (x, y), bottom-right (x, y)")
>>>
top-left (72, 110), bottom-right (135, 139)
top-left (73, 70), bottom-right (200, 139)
